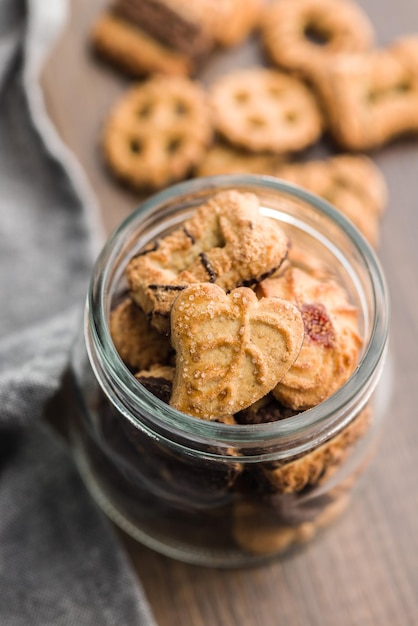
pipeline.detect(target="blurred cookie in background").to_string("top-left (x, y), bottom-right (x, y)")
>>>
top-left (275, 155), bottom-right (387, 246)
top-left (102, 75), bottom-right (213, 190)
top-left (91, 0), bottom-right (265, 77)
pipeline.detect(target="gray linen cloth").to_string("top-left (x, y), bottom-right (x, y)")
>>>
top-left (0, 0), bottom-right (156, 624)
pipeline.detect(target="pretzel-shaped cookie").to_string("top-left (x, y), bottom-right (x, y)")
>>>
top-left (313, 36), bottom-right (418, 150)
top-left (103, 75), bottom-right (212, 189)
top-left (209, 68), bottom-right (323, 153)
top-left (261, 0), bottom-right (374, 80)
top-left (126, 190), bottom-right (290, 332)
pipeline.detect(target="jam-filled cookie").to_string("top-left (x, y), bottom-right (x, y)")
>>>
top-left (257, 266), bottom-right (363, 410)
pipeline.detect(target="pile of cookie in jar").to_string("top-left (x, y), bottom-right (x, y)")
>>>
top-left (91, 0), bottom-right (413, 423)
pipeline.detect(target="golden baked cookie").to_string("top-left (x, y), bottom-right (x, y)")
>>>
top-left (234, 393), bottom-right (297, 424)
top-left (126, 189), bottom-right (290, 332)
top-left (135, 363), bottom-right (237, 424)
top-left (109, 297), bottom-right (172, 370)
top-left (209, 68), bottom-right (323, 153)
top-left (312, 36), bottom-right (418, 150)
top-left (196, 141), bottom-right (285, 177)
top-left (170, 283), bottom-right (304, 420)
top-left (233, 402), bottom-right (370, 554)
top-left (285, 246), bottom-right (332, 282)
top-left (135, 364), bottom-right (175, 403)
top-left (103, 75), bottom-right (212, 190)
top-left (209, 0), bottom-right (265, 48)
top-left (112, 0), bottom-right (215, 62)
top-left (275, 155), bottom-right (387, 246)
top-left (257, 267), bottom-right (363, 410)
top-left (91, 13), bottom-right (192, 77)
top-left (261, 0), bottom-right (374, 80)
top-left (233, 500), bottom-right (307, 556)
top-left (232, 493), bottom-right (350, 556)
top-left (259, 405), bottom-right (371, 493)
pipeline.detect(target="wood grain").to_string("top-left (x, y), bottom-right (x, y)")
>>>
top-left (41, 1), bottom-right (418, 624)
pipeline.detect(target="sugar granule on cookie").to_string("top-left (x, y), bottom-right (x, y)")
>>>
top-left (209, 67), bottom-right (323, 153)
top-left (261, 0), bottom-right (374, 80)
top-left (169, 283), bottom-right (304, 420)
top-left (126, 189), bottom-right (290, 332)
top-left (103, 75), bottom-right (212, 190)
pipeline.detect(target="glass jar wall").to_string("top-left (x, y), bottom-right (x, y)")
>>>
top-left (69, 175), bottom-right (389, 567)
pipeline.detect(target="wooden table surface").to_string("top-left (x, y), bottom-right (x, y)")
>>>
top-left (41, 1), bottom-right (418, 624)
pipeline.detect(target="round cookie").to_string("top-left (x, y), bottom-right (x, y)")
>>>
top-left (261, 0), bottom-right (374, 80)
top-left (257, 267), bottom-right (363, 410)
top-left (209, 68), bottom-right (323, 153)
top-left (275, 155), bottom-right (387, 246)
top-left (196, 141), bottom-right (285, 177)
top-left (103, 75), bottom-right (213, 190)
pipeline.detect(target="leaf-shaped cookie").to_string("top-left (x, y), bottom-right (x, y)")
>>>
top-left (170, 283), bottom-right (304, 420)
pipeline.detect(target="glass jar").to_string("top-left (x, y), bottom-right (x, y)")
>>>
top-left (69, 174), bottom-right (390, 567)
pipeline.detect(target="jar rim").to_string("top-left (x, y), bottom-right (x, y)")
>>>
top-left (88, 174), bottom-right (390, 450)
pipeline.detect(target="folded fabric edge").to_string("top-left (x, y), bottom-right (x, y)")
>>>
top-left (0, 308), bottom-right (80, 429)
top-left (23, 0), bottom-right (105, 260)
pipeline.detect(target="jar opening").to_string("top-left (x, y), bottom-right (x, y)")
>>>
top-left (87, 175), bottom-right (389, 456)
